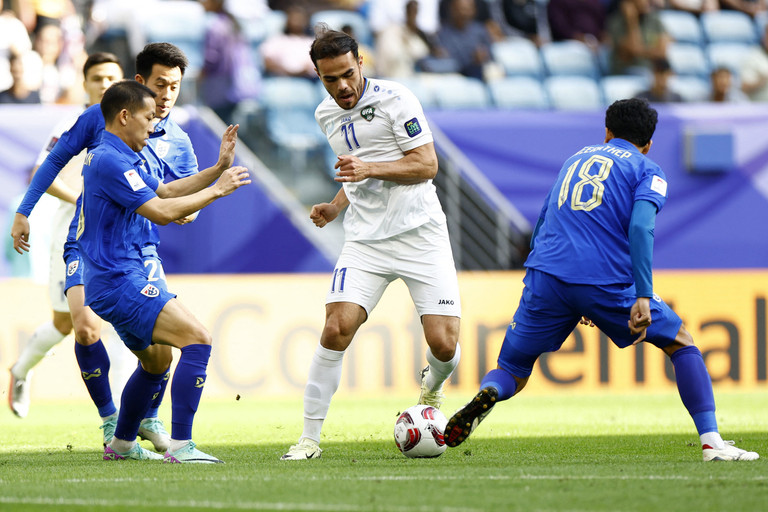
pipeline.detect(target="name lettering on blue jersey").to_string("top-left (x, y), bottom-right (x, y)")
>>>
top-left (574, 145), bottom-right (632, 159)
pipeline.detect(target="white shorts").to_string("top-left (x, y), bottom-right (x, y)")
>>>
top-left (48, 202), bottom-right (75, 313)
top-left (326, 220), bottom-right (461, 318)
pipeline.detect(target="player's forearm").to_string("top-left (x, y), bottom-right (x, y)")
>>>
top-left (330, 187), bottom-right (349, 210)
top-left (46, 177), bottom-right (79, 204)
top-left (140, 188), bottom-right (222, 225)
top-left (629, 200), bottom-right (657, 298)
top-left (17, 148), bottom-right (72, 216)
top-left (367, 144), bottom-right (437, 184)
top-left (160, 163), bottom-right (225, 198)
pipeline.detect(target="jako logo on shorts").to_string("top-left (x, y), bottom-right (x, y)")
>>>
top-left (140, 284), bottom-right (160, 297)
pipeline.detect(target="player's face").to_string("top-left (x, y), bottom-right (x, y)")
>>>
top-left (83, 62), bottom-right (123, 106)
top-left (316, 52), bottom-right (365, 110)
top-left (124, 97), bottom-right (156, 152)
top-left (136, 64), bottom-right (182, 120)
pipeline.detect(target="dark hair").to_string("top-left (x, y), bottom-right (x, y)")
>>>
top-left (135, 42), bottom-right (188, 79)
top-left (605, 98), bottom-right (658, 148)
top-left (100, 80), bottom-right (156, 123)
top-left (309, 24), bottom-right (359, 68)
top-left (83, 52), bottom-right (122, 77)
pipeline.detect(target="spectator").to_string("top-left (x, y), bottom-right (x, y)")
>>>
top-left (709, 66), bottom-right (748, 102)
top-left (436, 0), bottom-right (494, 80)
top-left (0, 9), bottom-right (33, 92)
top-left (0, 49), bottom-right (41, 103)
top-left (547, 0), bottom-right (606, 49)
top-left (260, 5), bottom-right (316, 78)
top-left (375, 0), bottom-right (439, 77)
top-left (32, 22), bottom-right (78, 103)
top-left (607, 0), bottom-right (670, 75)
top-left (740, 24), bottom-right (768, 101)
top-left (439, 0), bottom-right (505, 41)
top-left (368, 0), bottom-right (440, 36)
top-left (502, 0), bottom-right (545, 45)
top-left (198, 0), bottom-right (261, 124)
top-left (635, 57), bottom-right (683, 102)
top-left (718, 0), bottom-right (766, 18)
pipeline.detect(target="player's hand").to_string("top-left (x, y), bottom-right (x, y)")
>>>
top-left (310, 202), bottom-right (340, 227)
top-left (216, 124), bottom-right (239, 171)
top-left (579, 316), bottom-right (595, 327)
top-left (334, 155), bottom-right (370, 183)
top-left (628, 297), bottom-right (651, 344)
top-left (173, 211), bottom-right (199, 225)
top-left (215, 166), bottom-right (250, 196)
top-left (10, 213), bottom-right (30, 254)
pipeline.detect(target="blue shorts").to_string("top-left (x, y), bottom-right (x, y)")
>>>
top-left (498, 268), bottom-right (683, 378)
top-left (65, 245), bottom-right (168, 295)
top-left (63, 245), bottom-right (84, 293)
top-left (87, 269), bottom-right (175, 351)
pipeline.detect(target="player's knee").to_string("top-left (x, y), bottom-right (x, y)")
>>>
top-left (189, 325), bottom-right (212, 346)
top-left (428, 337), bottom-right (457, 361)
top-left (73, 322), bottom-right (100, 345)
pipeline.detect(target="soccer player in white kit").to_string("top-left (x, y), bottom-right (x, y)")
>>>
top-left (281, 27), bottom-right (462, 460)
top-left (8, 53), bottom-right (125, 420)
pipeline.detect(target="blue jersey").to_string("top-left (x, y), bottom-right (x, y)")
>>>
top-left (148, 114), bottom-right (198, 179)
top-left (17, 104), bottom-right (104, 217)
top-left (77, 131), bottom-right (160, 303)
top-left (525, 138), bottom-right (668, 285)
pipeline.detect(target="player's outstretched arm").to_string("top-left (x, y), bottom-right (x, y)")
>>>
top-left (310, 188), bottom-right (349, 228)
top-left (334, 143), bottom-right (437, 185)
top-left (137, 166), bottom-right (250, 225)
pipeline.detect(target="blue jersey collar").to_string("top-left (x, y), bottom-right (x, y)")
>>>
top-left (151, 114), bottom-right (170, 138)
top-left (609, 138), bottom-right (642, 154)
top-left (102, 131), bottom-right (143, 166)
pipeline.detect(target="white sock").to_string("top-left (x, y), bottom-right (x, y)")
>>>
top-left (109, 438), bottom-right (135, 453)
top-left (169, 439), bottom-right (190, 452)
top-left (11, 321), bottom-right (67, 379)
top-left (701, 431), bottom-right (725, 449)
top-left (301, 344), bottom-right (345, 443)
top-left (425, 343), bottom-right (461, 392)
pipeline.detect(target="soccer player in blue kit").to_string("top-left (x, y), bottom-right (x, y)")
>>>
top-left (444, 99), bottom-right (759, 462)
top-left (10, 43), bottom-right (236, 452)
top-left (80, 80), bottom-right (250, 462)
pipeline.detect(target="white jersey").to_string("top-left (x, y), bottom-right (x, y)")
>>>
top-left (315, 77), bottom-right (446, 241)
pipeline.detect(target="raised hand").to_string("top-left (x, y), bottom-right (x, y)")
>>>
top-left (216, 124), bottom-right (239, 171)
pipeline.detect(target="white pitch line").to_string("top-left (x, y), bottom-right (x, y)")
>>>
top-left (0, 496), bottom-right (481, 512)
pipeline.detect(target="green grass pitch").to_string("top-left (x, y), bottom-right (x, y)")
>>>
top-left (1, 392), bottom-right (766, 511)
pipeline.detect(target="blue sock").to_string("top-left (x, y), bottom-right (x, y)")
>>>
top-left (114, 364), bottom-right (165, 441)
top-left (145, 368), bottom-right (170, 419)
top-left (74, 340), bottom-right (116, 418)
top-left (171, 344), bottom-right (211, 440)
top-left (480, 368), bottom-right (518, 401)
top-left (670, 345), bottom-right (717, 435)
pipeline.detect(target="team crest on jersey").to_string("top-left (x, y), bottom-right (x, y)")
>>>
top-left (404, 118), bottom-right (422, 137)
top-left (360, 106), bottom-right (375, 122)
top-left (67, 260), bottom-right (79, 277)
top-left (140, 284), bottom-right (160, 297)
top-left (154, 139), bottom-right (170, 158)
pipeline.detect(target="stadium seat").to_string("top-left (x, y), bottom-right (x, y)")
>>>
top-left (311, 10), bottom-right (373, 46)
top-left (668, 75), bottom-right (711, 102)
top-left (143, 1), bottom-right (207, 72)
top-left (491, 38), bottom-right (545, 79)
top-left (701, 11), bottom-right (759, 44)
top-left (488, 77), bottom-right (550, 109)
top-left (706, 42), bottom-right (755, 77)
top-left (540, 40), bottom-right (600, 79)
top-left (385, 76), bottom-right (438, 110)
top-left (260, 77), bottom-right (321, 110)
top-left (659, 9), bottom-right (704, 45)
top-left (242, 9), bottom-right (287, 52)
top-left (600, 75), bottom-right (650, 105)
top-left (544, 76), bottom-right (603, 110)
top-left (666, 42), bottom-right (710, 78)
top-left (429, 75), bottom-right (491, 109)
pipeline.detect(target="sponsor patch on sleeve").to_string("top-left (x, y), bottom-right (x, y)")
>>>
top-left (650, 175), bottom-right (667, 197)
top-left (45, 136), bottom-right (60, 152)
top-left (123, 169), bottom-right (147, 191)
top-left (404, 118), bottom-right (422, 138)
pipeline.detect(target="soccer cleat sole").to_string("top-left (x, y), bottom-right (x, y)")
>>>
top-left (445, 387), bottom-right (498, 448)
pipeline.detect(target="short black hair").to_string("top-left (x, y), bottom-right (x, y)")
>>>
top-left (605, 98), bottom-right (658, 148)
top-left (309, 24), bottom-right (359, 68)
top-left (83, 52), bottom-right (122, 78)
top-left (100, 80), bottom-right (156, 124)
top-left (135, 42), bottom-right (188, 79)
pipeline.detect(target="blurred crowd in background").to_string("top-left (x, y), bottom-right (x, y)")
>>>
top-left (2, 0), bottom-right (768, 112)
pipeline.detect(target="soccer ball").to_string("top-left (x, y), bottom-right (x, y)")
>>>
top-left (393, 404), bottom-right (448, 458)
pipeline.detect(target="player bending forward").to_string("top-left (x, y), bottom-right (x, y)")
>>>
top-left (445, 99), bottom-right (759, 462)
top-left (281, 26), bottom-right (461, 461)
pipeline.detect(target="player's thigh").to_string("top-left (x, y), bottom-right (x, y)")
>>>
top-left (580, 285), bottom-right (683, 349)
top-left (131, 342), bottom-right (172, 374)
top-left (498, 269), bottom-right (581, 378)
top-left (152, 298), bottom-right (211, 349)
top-left (422, 314), bottom-right (460, 359)
top-left (326, 241), bottom-right (393, 317)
